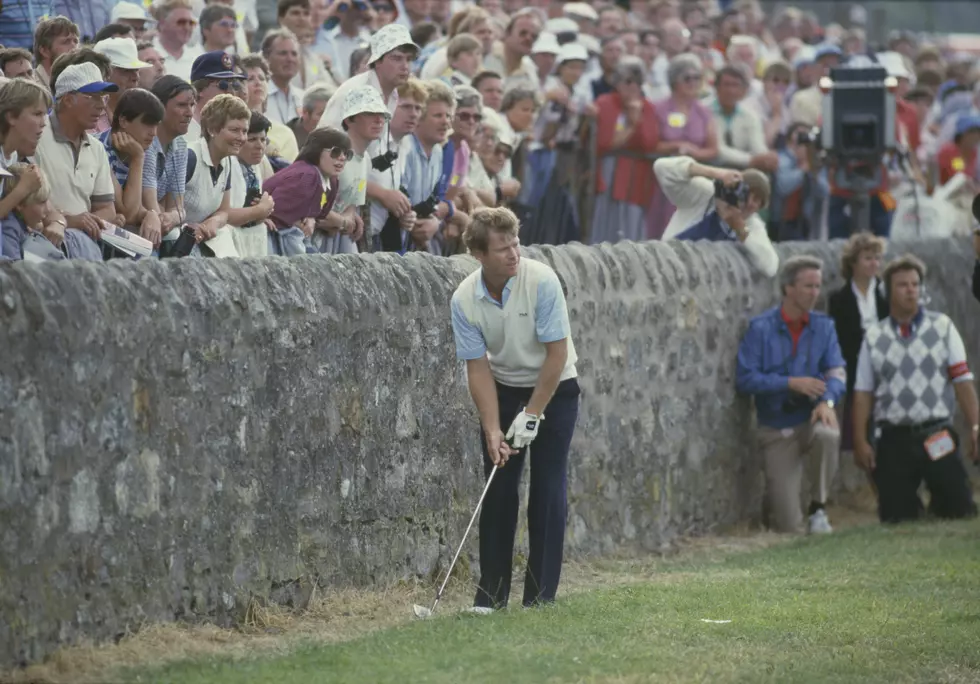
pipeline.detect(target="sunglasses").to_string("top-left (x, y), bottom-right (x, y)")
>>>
top-left (681, 73), bottom-right (702, 83)
top-left (456, 111), bottom-right (483, 123)
top-left (176, 18), bottom-right (197, 27)
top-left (215, 19), bottom-right (239, 28)
top-left (373, 3), bottom-right (394, 11)
top-left (329, 146), bottom-right (354, 161)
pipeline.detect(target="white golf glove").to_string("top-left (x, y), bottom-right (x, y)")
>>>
top-left (506, 410), bottom-right (542, 449)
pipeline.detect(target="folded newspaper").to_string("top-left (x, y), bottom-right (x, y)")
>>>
top-left (100, 223), bottom-right (153, 258)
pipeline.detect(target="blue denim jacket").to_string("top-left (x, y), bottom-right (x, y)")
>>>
top-left (736, 306), bottom-right (847, 429)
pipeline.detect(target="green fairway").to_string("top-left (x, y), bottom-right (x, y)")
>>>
top-left (130, 520), bottom-right (980, 684)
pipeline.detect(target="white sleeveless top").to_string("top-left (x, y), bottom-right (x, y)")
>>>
top-left (184, 138), bottom-right (231, 225)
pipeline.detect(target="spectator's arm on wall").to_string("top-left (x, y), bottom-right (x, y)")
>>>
top-left (736, 322), bottom-right (789, 395)
top-left (741, 218), bottom-right (779, 278)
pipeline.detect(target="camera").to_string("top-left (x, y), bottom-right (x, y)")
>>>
top-left (242, 186), bottom-right (264, 227)
top-left (160, 224), bottom-right (198, 259)
top-left (713, 178), bottom-right (749, 207)
top-left (412, 191), bottom-right (440, 218)
top-left (782, 394), bottom-right (816, 414)
top-left (820, 65), bottom-right (895, 161)
top-left (795, 126), bottom-right (821, 148)
top-left (372, 149), bottom-right (399, 172)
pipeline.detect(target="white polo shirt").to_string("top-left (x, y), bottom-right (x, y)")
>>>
top-left (34, 114), bottom-right (115, 216)
top-left (266, 83), bottom-right (305, 126)
top-left (153, 38), bottom-right (204, 83)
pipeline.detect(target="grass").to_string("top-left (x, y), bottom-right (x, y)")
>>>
top-left (119, 516), bottom-right (980, 684)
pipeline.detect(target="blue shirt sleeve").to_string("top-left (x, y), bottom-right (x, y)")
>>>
top-left (450, 294), bottom-right (487, 360)
top-left (535, 272), bottom-right (571, 343)
top-left (735, 320), bottom-right (791, 395)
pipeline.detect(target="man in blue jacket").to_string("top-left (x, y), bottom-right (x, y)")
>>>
top-left (736, 255), bottom-right (847, 534)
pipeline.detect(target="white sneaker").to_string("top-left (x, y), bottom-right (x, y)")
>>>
top-left (808, 509), bottom-right (833, 534)
top-left (465, 606), bottom-right (494, 615)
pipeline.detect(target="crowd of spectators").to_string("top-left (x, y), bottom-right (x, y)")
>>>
top-left (0, 0), bottom-right (978, 263)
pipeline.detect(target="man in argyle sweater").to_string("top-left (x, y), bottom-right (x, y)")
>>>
top-left (852, 255), bottom-right (979, 524)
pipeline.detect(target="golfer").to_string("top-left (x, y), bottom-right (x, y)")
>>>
top-left (450, 206), bottom-right (580, 611)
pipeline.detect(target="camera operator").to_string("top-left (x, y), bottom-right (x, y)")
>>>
top-left (655, 155), bottom-right (778, 277)
top-left (770, 121), bottom-right (826, 241)
top-left (736, 256), bottom-right (847, 534)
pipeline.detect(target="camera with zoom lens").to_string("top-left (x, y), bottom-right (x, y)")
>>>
top-left (372, 149), bottom-right (399, 171)
top-left (160, 224), bottom-right (198, 259)
top-left (713, 178), bottom-right (749, 207)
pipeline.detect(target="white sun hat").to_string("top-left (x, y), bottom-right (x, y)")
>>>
top-left (532, 32), bottom-right (561, 55)
top-left (557, 43), bottom-right (589, 65)
top-left (368, 24), bottom-right (420, 66)
top-left (110, 1), bottom-right (150, 22)
top-left (342, 85), bottom-right (392, 121)
top-left (95, 37), bottom-right (151, 70)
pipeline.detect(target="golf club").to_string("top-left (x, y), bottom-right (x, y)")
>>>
top-left (413, 464), bottom-right (499, 619)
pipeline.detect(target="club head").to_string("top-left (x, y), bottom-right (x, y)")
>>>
top-left (412, 604), bottom-right (433, 619)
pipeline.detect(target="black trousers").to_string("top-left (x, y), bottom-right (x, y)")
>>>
top-left (874, 422), bottom-right (977, 523)
top-left (474, 378), bottom-right (580, 609)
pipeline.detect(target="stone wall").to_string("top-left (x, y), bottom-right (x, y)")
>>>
top-left (1, 238), bottom-right (977, 667)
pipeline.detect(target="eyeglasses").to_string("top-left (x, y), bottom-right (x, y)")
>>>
top-left (78, 92), bottom-right (109, 104)
top-left (681, 73), bottom-right (702, 83)
top-left (329, 146), bottom-right (354, 161)
top-left (372, 3), bottom-right (394, 11)
top-left (176, 18), bottom-right (197, 27)
top-left (456, 111), bottom-right (483, 123)
top-left (215, 19), bottom-right (239, 28)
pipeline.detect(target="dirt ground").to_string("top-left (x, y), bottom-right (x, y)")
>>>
top-left (0, 489), bottom-right (881, 684)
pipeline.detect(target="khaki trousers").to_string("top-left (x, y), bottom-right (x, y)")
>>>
top-left (757, 422), bottom-right (841, 533)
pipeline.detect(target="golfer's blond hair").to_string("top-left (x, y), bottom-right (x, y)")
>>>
top-left (464, 206), bottom-right (520, 253)
top-left (397, 77), bottom-right (428, 104)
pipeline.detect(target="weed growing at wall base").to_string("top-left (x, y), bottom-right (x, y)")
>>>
top-left (129, 519), bottom-right (980, 684)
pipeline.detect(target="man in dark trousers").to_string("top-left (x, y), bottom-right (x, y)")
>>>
top-left (450, 206), bottom-right (580, 611)
top-left (852, 255), bottom-right (979, 523)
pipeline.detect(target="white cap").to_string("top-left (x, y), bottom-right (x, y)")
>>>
top-left (54, 62), bottom-right (119, 99)
top-left (110, 1), bottom-right (149, 22)
top-left (342, 85), bottom-right (391, 121)
top-left (876, 50), bottom-right (913, 80)
top-left (368, 24), bottom-right (419, 66)
top-left (579, 34), bottom-right (601, 55)
top-left (531, 32), bottom-right (561, 55)
top-left (545, 17), bottom-right (578, 36)
top-left (557, 43), bottom-right (589, 65)
top-left (95, 37), bottom-right (151, 70)
top-left (563, 2), bottom-right (598, 21)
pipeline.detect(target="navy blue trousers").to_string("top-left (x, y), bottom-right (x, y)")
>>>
top-left (474, 378), bottom-right (580, 609)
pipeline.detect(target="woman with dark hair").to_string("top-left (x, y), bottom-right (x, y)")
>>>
top-left (100, 87), bottom-right (166, 246)
top-left (262, 126), bottom-right (352, 256)
top-left (227, 110), bottom-right (275, 257)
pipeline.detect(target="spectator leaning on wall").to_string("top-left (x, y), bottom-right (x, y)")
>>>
top-left (736, 255), bottom-right (846, 535)
top-left (973, 194), bottom-right (980, 303)
top-left (851, 255), bottom-right (979, 524)
top-left (654, 155), bottom-right (778, 278)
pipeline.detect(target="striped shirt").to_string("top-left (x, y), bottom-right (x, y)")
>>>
top-left (142, 135), bottom-right (188, 202)
top-left (0, 0), bottom-right (52, 49)
top-left (99, 129), bottom-right (131, 187)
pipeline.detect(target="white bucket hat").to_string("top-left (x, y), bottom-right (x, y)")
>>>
top-left (563, 2), bottom-right (598, 22)
top-left (95, 37), bottom-right (151, 70)
top-left (876, 50), bottom-right (913, 81)
top-left (545, 17), bottom-right (578, 36)
top-left (368, 24), bottom-right (419, 66)
top-left (532, 32), bottom-right (561, 56)
top-left (110, 1), bottom-right (149, 22)
top-left (342, 85), bottom-right (391, 122)
top-left (557, 43), bottom-right (589, 65)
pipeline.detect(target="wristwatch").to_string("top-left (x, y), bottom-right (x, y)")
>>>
top-left (824, 400), bottom-right (835, 409)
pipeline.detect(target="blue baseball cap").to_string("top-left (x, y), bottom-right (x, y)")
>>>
top-left (190, 51), bottom-right (245, 82)
top-left (954, 114), bottom-right (980, 139)
top-left (814, 43), bottom-right (843, 61)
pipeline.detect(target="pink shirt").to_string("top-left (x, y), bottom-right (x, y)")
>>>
top-left (450, 139), bottom-right (470, 189)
